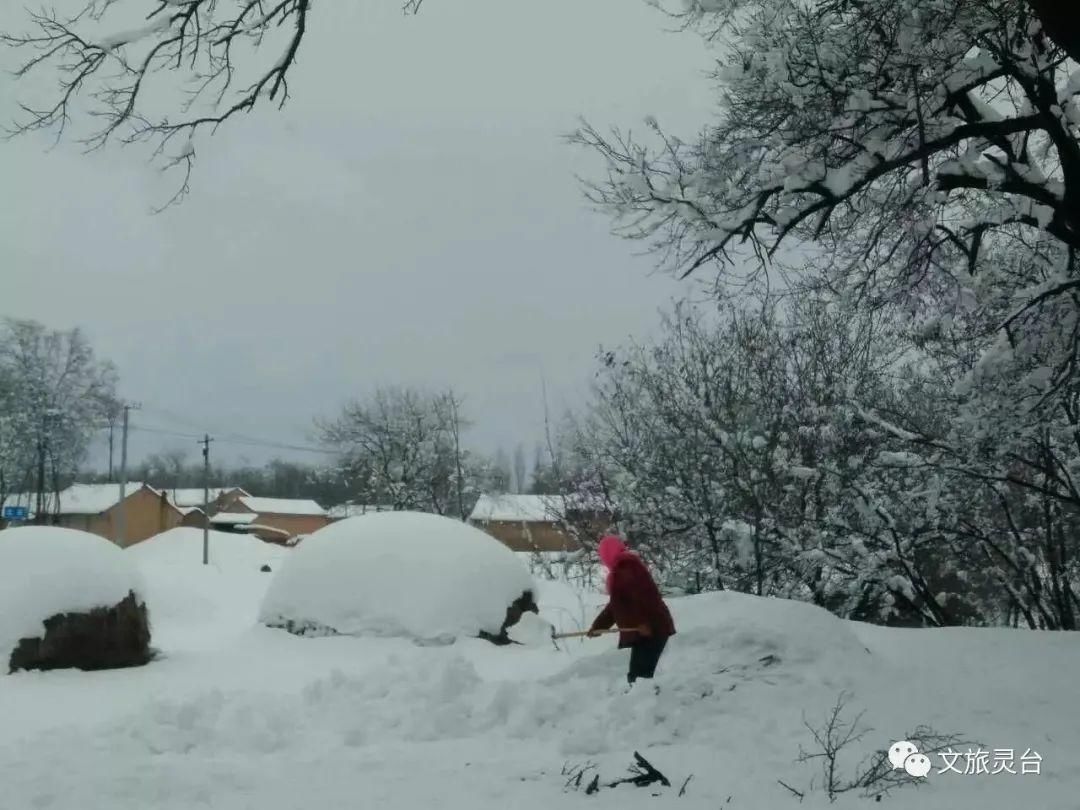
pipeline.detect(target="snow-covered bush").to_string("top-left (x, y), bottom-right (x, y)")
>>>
top-left (0, 526), bottom-right (150, 673)
top-left (258, 511), bottom-right (537, 644)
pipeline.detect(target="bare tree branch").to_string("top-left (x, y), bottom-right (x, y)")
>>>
top-left (1, 0), bottom-right (422, 208)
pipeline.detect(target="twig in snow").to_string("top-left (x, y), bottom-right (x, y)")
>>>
top-left (561, 761), bottom-right (597, 792)
top-left (608, 751), bottom-right (672, 789)
top-left (777, 778), bottom-right (805, 800)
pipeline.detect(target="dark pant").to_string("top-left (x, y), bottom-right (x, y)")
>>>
top-left (627, 636), bottom-right (668, 683)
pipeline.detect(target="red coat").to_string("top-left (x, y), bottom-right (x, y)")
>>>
top-left (590, 552), bottom-right (676, 648)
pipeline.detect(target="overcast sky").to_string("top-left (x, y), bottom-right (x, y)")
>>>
top-left (1, 0), bottom-right (715, 470)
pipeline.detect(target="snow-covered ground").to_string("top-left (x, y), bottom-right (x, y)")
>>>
top-left (0, 528), bottom-right (1077, 810)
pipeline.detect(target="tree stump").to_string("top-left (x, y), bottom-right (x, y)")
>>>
top-left (9, 591), bottom-right (152, 674)
top-left (479, 589), bottom-right (539, 646)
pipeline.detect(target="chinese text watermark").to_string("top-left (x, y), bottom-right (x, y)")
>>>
top-left (889, 741), bottom-right (1042, 778)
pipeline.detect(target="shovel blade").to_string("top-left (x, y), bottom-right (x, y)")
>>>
top-left (507, 611), bottom-right (558, 647)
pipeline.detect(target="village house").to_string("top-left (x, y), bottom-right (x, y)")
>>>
top-left (2, 483), bottom-right (184, 547)
top-left (166, 487), bottom-right (250, 514)
top-left (210, 494), bottom-right (331, 544)
top-left (468, 494), bottom-right (588, 553)
top-left (165, 487), bottom-right (251, 529)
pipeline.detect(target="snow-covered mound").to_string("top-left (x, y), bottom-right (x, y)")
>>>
top-left (127, 528), bottom-right (286, 650)
top-left (129, 527), bottom-right (284, 571)
top-left (0, 526), bottom-right (144, 663)
top-left (258, 511), bottom-right (536, 643)
top-left (673, 590), bottom-right (873, 666)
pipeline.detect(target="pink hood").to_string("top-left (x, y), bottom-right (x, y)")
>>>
top-left (598, 535), bottom-right (626, 568)
top-left (598, 535), bottom-right (628, 593)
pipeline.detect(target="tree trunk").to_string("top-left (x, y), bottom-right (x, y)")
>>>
top-left (1028, 0), bottom-right (1080, 64)
top-left (753, 511), bottom-right (764, 597)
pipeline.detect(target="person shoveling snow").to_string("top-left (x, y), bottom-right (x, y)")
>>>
top-left (587, 535), bottom-right (676, 686)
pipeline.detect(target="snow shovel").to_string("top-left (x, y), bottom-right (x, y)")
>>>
top-left (551, 627), bottom-right (648, 640)
top-left (507, 613), bottom-right (648, 650)
top-left (549, 625), bottom-right (651, 652)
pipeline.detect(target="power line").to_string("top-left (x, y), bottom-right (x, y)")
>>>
top-left (138, 404), bottom-right (334, 455)
top-left (142, 405), bottom-right (321, 446)
top-left (128, 424), bottom-right (203, 441)
top-left (129, 422), bottom-right (336, 455)
top-left (140, 404), bottom-right (226, 435)
top-left (216, 434), bottom-right (337, 455)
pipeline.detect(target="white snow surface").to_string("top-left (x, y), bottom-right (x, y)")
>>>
top-left (258, 511), bottom-right (536, 642)
top-left (469, 493), bottom-right (563, 522)
top-left (0, 526), bottom-right (1076, 810)
top-left (238, 496), bottom-right (327, 516)
top-left (126, 528), bottom-right (285, 649)
top-left (0, 526), bottom-right (144, 660)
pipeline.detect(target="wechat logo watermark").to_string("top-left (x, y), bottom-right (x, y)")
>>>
top-left (889, 741), bottom-right (931, 777)
top-left (889, 741), bottom-right (1042, 777)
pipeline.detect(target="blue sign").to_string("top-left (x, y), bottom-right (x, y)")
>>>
top-left (3, 506), bottom-right (29, 521)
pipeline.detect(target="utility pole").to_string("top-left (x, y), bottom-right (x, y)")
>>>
top-left (35, 410), bottom-right (59, 525)
top-left (200, 434), bottom-right (213, 565)
top-left (115, 402), bottom-right (140, 547)
top-left (35, 413), bottom-right (46, 525)
top-left (107, 417), bottom-right (116, 483)
top-left (447, 391), bottom-right (466, 521)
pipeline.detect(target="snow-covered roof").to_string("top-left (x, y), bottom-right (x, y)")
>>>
top-left (238, 497), bottom-right (327, 517)
top-left (210, 512), bottom-right (259, 525)
top-left (469, 494), bottom-right (567, 523)
top-left (6, 483), bottom-right (152, 516)
top-left (327, 503), bottom-right (395, 519)
top-left (166, 487), bottom-right (248, 508)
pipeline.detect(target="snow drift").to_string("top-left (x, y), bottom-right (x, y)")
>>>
top-left (127, 528), bottom-right (286, 650)
top-left (258, 511), bottom-right (536, 644)
top-left (0, 526), bottom-right (147, 672)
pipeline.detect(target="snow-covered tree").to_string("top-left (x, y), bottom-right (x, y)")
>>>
top-left (0, 362), bottom-right (36, 508)
top-left (567, 0), bottom-right (1080, 628)
top-left (0, 319), bottom-right (119, 516)
top-left (562, 297), bottom-right (1026, 624)
top-left (848, 326), bottom-right (1080, 629)
top-left (317, 386), bottom-right (472, 517)
top-left (512, 444), bottom-right (528, 495)
top-left (491, 446), bottom-right (512, 493)
top-left (576, 0), bottom-right (1079, 415)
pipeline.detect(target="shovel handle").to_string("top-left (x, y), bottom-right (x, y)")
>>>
top-left (552, 626), bottom-right (647, 640)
